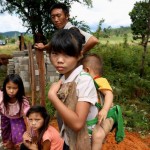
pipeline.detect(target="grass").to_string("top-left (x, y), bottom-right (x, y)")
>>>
top-left (99, 34), bottom-right (141, 45)
top-left (0, 44), bottom-right (19, 55)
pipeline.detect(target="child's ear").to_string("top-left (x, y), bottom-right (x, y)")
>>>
top-left (84, 67), bottom-right (90, 73)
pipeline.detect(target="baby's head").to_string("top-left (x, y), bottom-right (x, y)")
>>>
top-left (82, 54), bottom-right (103, 78)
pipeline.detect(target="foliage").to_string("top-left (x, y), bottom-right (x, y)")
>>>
top-left (0, 0), bottom-right (92, 41)
top-left (45, 83), bottom-right (56, 118)
top-left (24, 35), bottom-right (34, 45)
top-left (129, 1), bottom-right (150, 77)
top-left (91, 43), bottom-right (150, 133)
top-left (94, 19), bottom-right (105, 38)
top-left (0, 34), bottom-right (4, 39)
top-left (93, 18), bottom-right (132, 39)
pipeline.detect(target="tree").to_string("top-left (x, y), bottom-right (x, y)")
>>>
top-left (94, 19), bottom-right (105, 38)
top-left (129, 0), bottom-right (150, 77)
top-left (0, 0), bottom-right (92, 42)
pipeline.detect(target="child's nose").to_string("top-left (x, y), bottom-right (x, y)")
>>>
top-left (57, 56), bottom-right (64, 63)
top-left (10, 89), bottom-right (13, 93)
top-left (32, 120), bottom-right (36, 125)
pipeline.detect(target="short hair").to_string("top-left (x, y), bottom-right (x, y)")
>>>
top-left (49, 28), bottom-right (85, 57)
top-left (82, 54), bottom-right (103, 75)
top-left (50, 3), bottom-right (69, 15)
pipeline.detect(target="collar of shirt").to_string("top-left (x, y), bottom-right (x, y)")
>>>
top-left (63, 22), bottom-right (74, 29)
top-left (61, 65), bottom-right (83, 83)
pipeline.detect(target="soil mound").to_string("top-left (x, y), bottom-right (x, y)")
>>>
top-left (51, 119), bottom-right (150, 150)
top-left (0, 54), bottom-right (12, 65)
top-left (102, 131), bottom-right (150, 150)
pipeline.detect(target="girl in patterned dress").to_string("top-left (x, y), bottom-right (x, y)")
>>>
top-left (0, 74), bottom-right (30, 149)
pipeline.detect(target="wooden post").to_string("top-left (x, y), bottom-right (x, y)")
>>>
top-left (28, 43), bottom-right (36, 105)
top-left (35, 49), bottom-right (46, 106)
top-left (21, 34), bottom-right (25, 51)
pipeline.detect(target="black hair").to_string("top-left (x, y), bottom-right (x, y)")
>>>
top-left (50, 3), bottom-right (69, 15)
top-left (26, 105), bottom-right (50, 149)
top-left (49, 28), bottom-right (85, 57)
top-left (2, 74), bottom-right (25, 115)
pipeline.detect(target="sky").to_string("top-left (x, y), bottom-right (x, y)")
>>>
top-left (0, 0), bottom-right (141, 33)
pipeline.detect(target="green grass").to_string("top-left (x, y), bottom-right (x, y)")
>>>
top-left (0, 44), bottom-right (19, 55)
top-left (99, 34), bottom-right (142, 45)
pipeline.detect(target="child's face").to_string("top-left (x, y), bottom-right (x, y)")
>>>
top-left (6, 81), bottom-right (19, 99)
top-left (50, 52), bottom-right (79, 78)
top-left (28, 112), bottom-right (44, 131)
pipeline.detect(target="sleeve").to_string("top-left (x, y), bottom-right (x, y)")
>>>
top-left (79, 29), bottom-right (92, 43)
top-left (76, 73), bottom-right (98, 105)
top-left (95, 77), bottom-right (112, 92)
top-left (42, 127), bottom-right (51, 142)
top-left (22, 96), bottom-right (30, 115)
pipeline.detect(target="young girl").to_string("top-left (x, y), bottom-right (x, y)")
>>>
top-left (20, 105), bottom-right (64, 150)
top-left (0, 74), bottom-right (30, 149)
top-left (48, 28), bottom-right (98, 149)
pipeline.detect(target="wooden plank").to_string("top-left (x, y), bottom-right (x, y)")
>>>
top-left (35, 49), bottom-right (46, 106)
top-left (28, 43), bottom-right (36, 105)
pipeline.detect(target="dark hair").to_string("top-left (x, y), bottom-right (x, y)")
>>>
top-left (2, 74), bottom-right (25, 115)
top-left (50, 3), bottom-right (69, 15)
top-left (82, 54), bottom-right (103, 75)
top-left (26, 105), bottom-right (50, 149)
top-left (49, 28), bottom-right (85, 57)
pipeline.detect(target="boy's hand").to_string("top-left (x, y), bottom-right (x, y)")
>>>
top-left (48, 80), bottom-right (62, 101)
top-left (98, 108), bottom-right (108, 124)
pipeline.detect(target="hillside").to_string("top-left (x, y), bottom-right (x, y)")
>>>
top-left (0, 31), bottom-right (22, 38)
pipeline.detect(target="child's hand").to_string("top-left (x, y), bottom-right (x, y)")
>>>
top-left (98, 108), bottom-right (108, 124)
top-left (48, 80), bottom-right (62, 101)
top-left (23, 131), bottom-right (32, 148)
top-left (23, 131), bottom-right (32, 142)
top-left (29, 143), bottom-right (38, 150)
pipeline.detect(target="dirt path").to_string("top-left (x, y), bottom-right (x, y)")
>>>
top-left (51, 119), bottom-right (150, 150)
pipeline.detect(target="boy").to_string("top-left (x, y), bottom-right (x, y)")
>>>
top-left (82, 54), bottom-right (114, 150)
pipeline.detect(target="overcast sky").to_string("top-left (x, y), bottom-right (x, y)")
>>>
top-left (0, 0), bottom-right (141, 33)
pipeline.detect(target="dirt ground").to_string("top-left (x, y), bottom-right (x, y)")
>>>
top-left (50, 119), bottom-right (150, 150)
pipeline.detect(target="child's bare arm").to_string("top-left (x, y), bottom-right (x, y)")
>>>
top-left (42, 140), bottom-right (51, 150)
top-left (48, 80), bottom-right (90, 132)
top-left (98, 90), bottom-right (113, 124)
